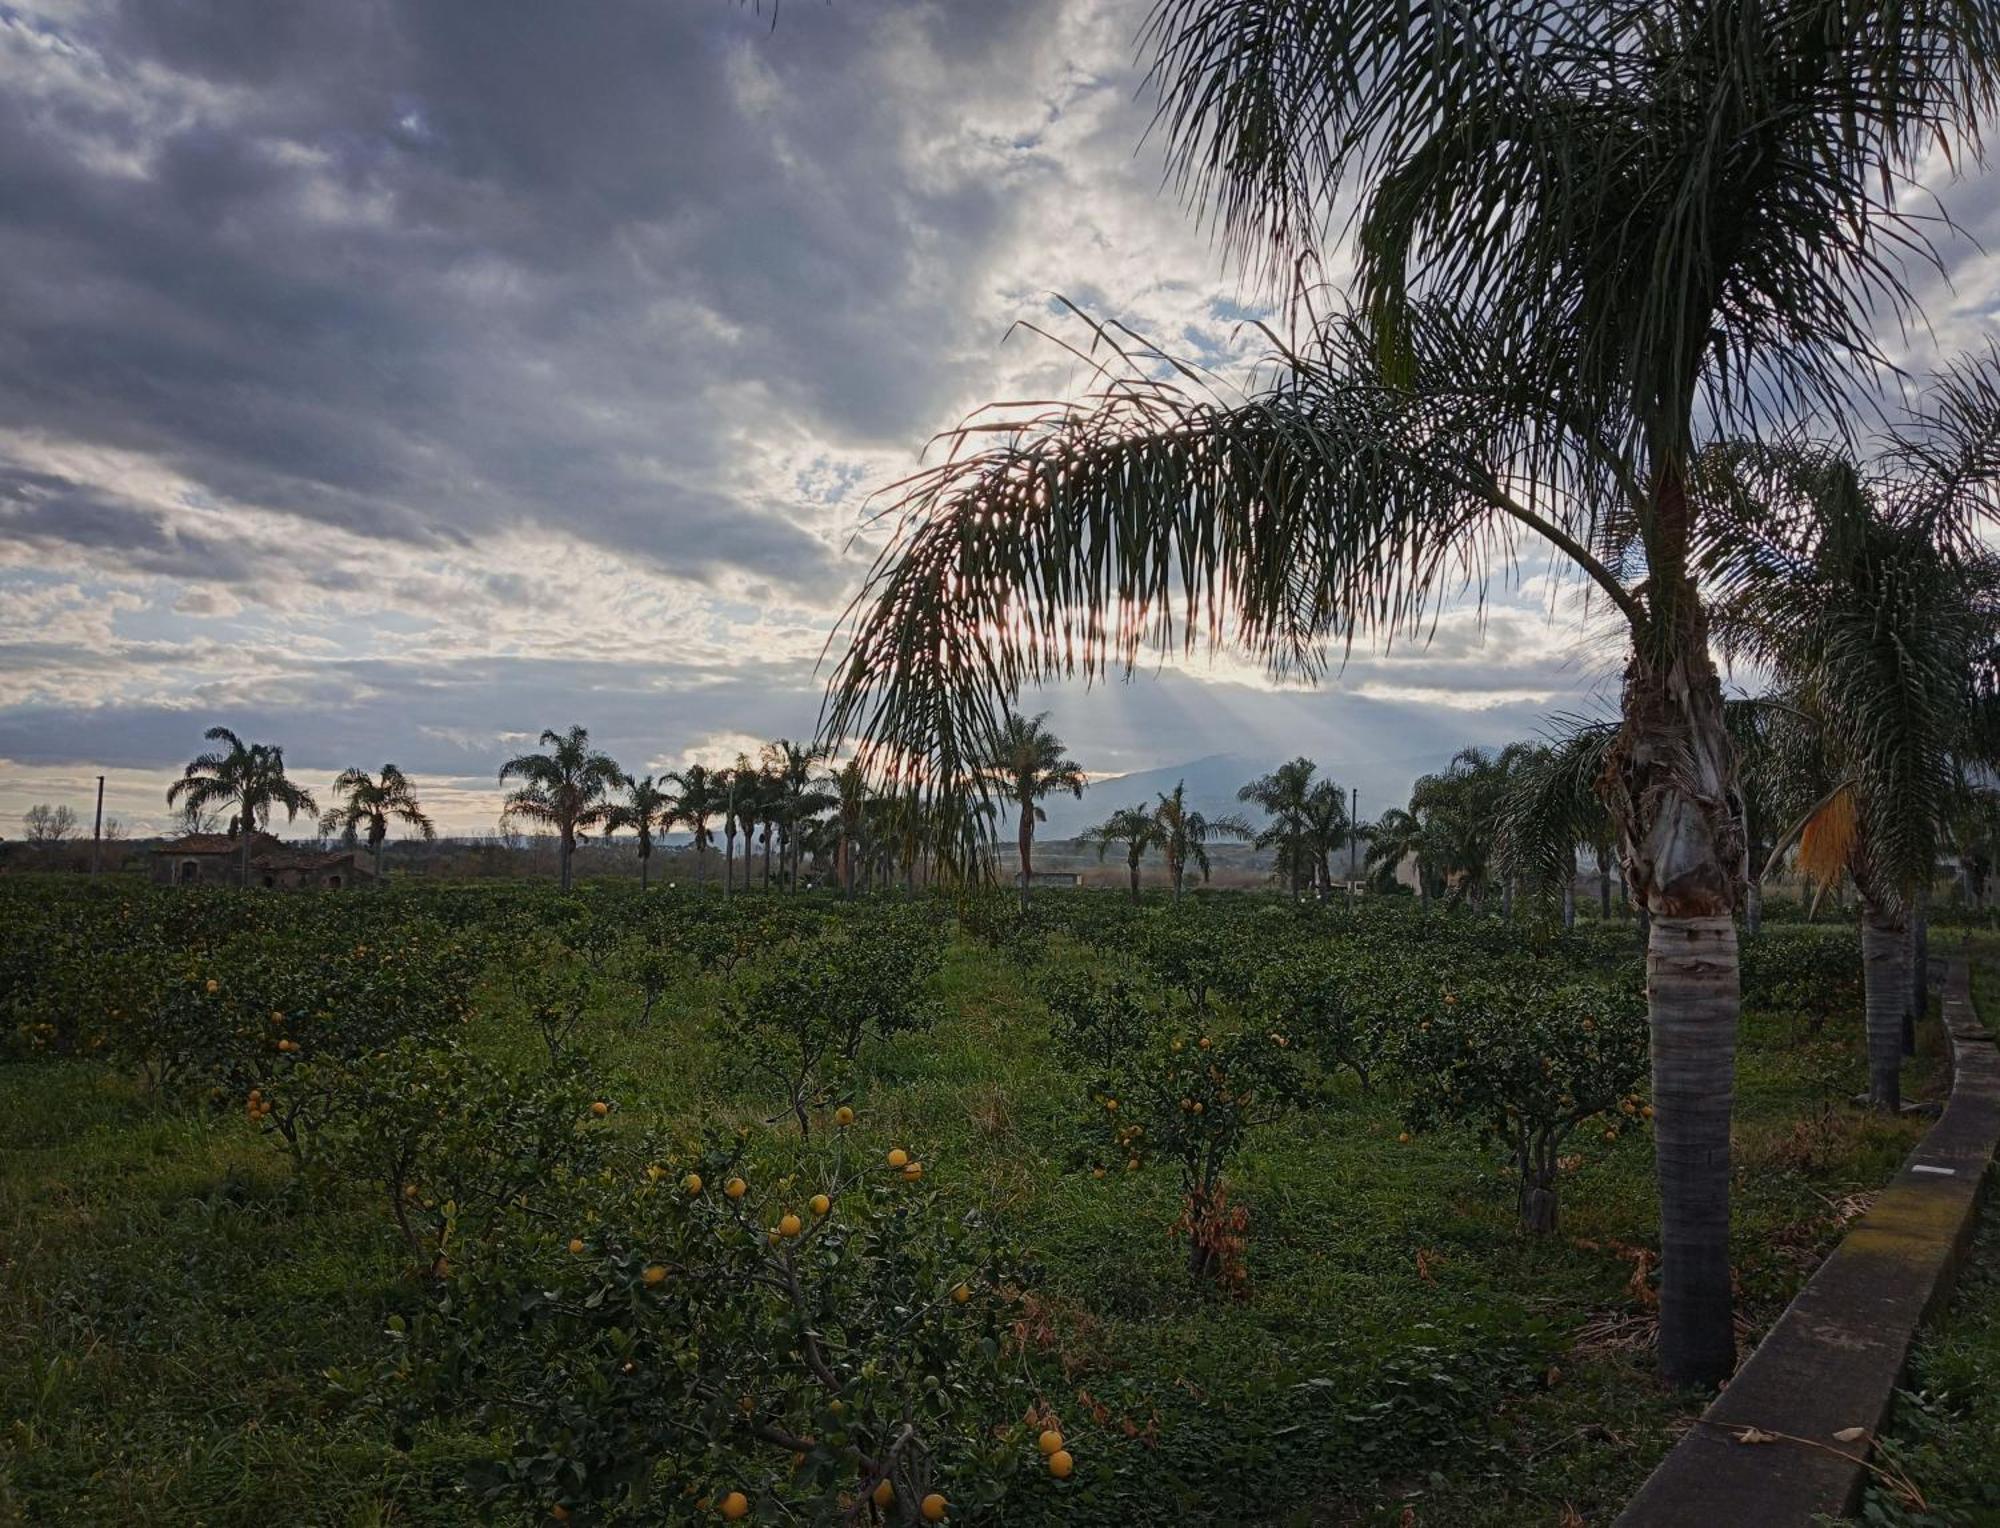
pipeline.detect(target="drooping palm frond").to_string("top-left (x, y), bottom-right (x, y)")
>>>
top-left (1496, 720), bottom-right (1618, 909)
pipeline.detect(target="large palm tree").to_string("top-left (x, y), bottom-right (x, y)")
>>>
top-left (824, 3), bottom-right (2000, 1384)
top-left (1299, 777), bottom-right (1353, 898)
top-left (1364, 807), bottom-right (1436, 906)
top-left (980, 711), bottom-right (1086, 906)
top-left (1084, 803), bottom-right (1159, 901)
top-left (607, 774), bottom-right (678, 892)
top-left (667, 764), bottom-right (723, 892)
top-left (498, 726), bottom-right (627, 892)
top-left (318, 764), bottom-right (435, 885)
top-left (1704, 392), bottom-right (2000, 1111)
top-left (1238, 757), bottom-right (1319, 902)
top-left (1152, 781), bottom-right (1250, 905)
top-left (167, 727), bottom-right (319, 889)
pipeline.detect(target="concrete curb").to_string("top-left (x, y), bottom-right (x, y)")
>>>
top-left (1617, 954), bottom-right (2000, 1527)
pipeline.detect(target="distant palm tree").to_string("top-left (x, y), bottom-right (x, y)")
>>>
top-left (1153, 781), bottom-right (1250, 905)
top-left (980, 711), bottom-right (1085, 907)
top-left (1238, 757), bottom-right (1319, 902)
top-left (1496, 724), bottom-right (1621, 930)
top-left (762, 739), bottom-right (831, 892)
top-left (1084, 803), bottom-right (1159, 901)
top-left (498, 726), bottom-right (626, 892)
top-left (166, 726), bottom-right (317, 889)
top-left (824, 758), bottom-right (872, 898)
top-left (1366, 807), bottom-right (1445, 906)
top-left (667, 764), bottom-right (724, 892)
top-left (1299, 778), bottom-right (1352, 898)
top-left (608, 775), bottom-right (678, 892)
top-left (319, 763), bottom-right (436, 884)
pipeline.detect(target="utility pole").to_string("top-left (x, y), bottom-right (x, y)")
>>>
top-left (90, 774), bottom-right (104, 876)
top-left (1348, 786), bottom-right (1359, 895)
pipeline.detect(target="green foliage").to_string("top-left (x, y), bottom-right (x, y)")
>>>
top-left (1391, 974), bottom-right (1649, 1234)
top-left (397, 1126), bottom-right (1043, 1525)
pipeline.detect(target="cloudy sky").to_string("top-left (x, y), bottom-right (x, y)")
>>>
top-left (2, 1), bottom-right (1995, 839)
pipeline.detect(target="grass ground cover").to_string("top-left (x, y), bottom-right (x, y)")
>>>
top-left (0, 879), bottom-right (1945, 1525)
top-left (1863, 930), bottom-right (2000, 1528)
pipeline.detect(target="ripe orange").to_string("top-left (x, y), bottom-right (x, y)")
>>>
top-left (920, 1492), bottom-right (947, 1521)
top-left (951, 1283), bottom-right (971, 1304)
top-left (778, 1213), bottom-right (802, 1238)
top-left (810, 1193), bottom-right (831, 1216)
top-left (871, 1479), bottom-right (894, 1507)
top-left (204, 979), bottom-right (219, 994)
top-left (1048, 1449), bottom-right (1074, 1479)
top-left (1197, 1036), bottom-right (1212, 1050)
top-left (591, 1101), bottom-right (610, 1118)
top-left (726, 1177), bottom-right (747, 1200)
top-left (1037, 1428), bottom-right (1063, 1456)
top-left (886, 1148), bottom-right (909, 1169)
top-left (901, 1161), bottom-right (923, 1182)
top-left (686, 1173), bottom-right (704, 1195)
top-left (1397, 1131), bottom-right (1412, 1144)
top-left (719, 1490), bottom-right (749, 1520)
top-left (835, 1105), bottom-right (856, 1127)
top-left (643, 1264), bottom-right (667, 1286)
top-left (568, 1237), bottom-right (585, 1254)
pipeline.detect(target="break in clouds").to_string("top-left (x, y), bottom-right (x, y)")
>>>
top-left (1, 0), bottom-right (1994, 832)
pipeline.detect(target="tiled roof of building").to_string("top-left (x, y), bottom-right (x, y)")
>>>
top-left (153, 832), bottom-right (282, 855)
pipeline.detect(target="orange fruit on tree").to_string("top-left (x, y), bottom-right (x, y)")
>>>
top-left (568, 1237), bottom-right (585, 1254)
top-left (835, 1106), bottom-right (855, 1127)
top-left (871, 1478), bottom-right (894, 1507)
top-left (1048, 1449), bottom-right (1074, 1479)
top-left (951, 1283), bottom-right (971, 1304)
top-left (901, 1161), bottom-right (923, 1182)
top-left (643, 1264), bottom-right (667, 1286)
top-left (778, 1213), bottom-right (802, 1238)
top-left (726, 1177), bottom-right (747, 1200)
top-left (810, 1193), bottom-right (831, 1216)
top-left (920, 1492), bottom-right (947, 1521)
top-left (591, 1101), bottom-right (609, 1118)
top-left (686, 1173), bottom-right (704, 1195)
top-left (1037, 1428), bottom-right (1063, 1456)
top-left (886, 1148), bottom-right (909, 1169)
top-left (719, 1490), bottom-right (749, 1520)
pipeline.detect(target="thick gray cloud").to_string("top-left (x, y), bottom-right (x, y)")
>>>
top-left (0, 1), bottom-right (1993, 837)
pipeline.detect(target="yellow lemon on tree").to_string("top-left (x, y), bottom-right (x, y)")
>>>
top-left (1048, 1449), bottom-right (1074, 1480)
top-left (726, 1177), bottom-right (747, 1200)
top-left (1037, 1429), bottom-right (1063, 1456)
top-left (719, 1490), bottom-right (749, 1520)
top-left (811, 1193), bottom-right (831, 1216)
top-left (921, 1492), bottom-right (947, 1521)
top-left (887, 1148), bottom-right (909, 1169)
top-left (778, 1213), bottom-right (802, 1238)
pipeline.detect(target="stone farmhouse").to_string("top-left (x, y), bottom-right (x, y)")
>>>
top-left (151, 832), bottom-right (372, 889)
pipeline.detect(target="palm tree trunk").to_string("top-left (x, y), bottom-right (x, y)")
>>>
top-left (1906, 884), bottom-right (1929, 1056)
top-left (559, 829), bottom-right (573, 892)
top-left (1501, 879), bottom-right (1514, 920)
top-left (1860, 902), bottom-right (1907, 1111)
top-left (241, 810), bottom-right (254, 889)
top-left (374, 829), bottom-right (386, 886)
top-left (640, 847), bottom-right (650, 892)
top-left (1561, 878), bottom-right (1575, 931)
top-left (1017, 800), bottom-right (1033, 910)
top-left (1606, 599), bottom-right (1746, 1391)
top-left (1597, 848), bottom-right (1612, 921)
top-left (1129, 852), bottom-right (1141, 902)
top-left (724, 827), bottom-right (735, 899)
top-left (1744, 877), bottom-right (1762, 938)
